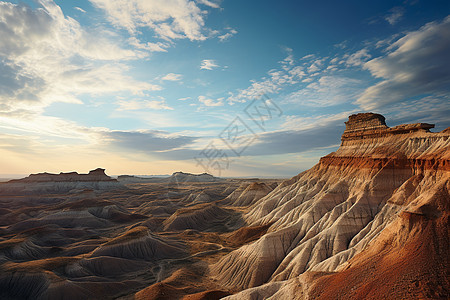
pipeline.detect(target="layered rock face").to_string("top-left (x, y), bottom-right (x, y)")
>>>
top-left (0, 168), bottom-right (123, 194)
top-left (223, 182), bottom-right (273, 207)
top-left (341, 112), bottom-right (435, 141)
top-left (211, 113), bottom-right (449, 298)
top-left (9, 168), bottom-right (114, 183)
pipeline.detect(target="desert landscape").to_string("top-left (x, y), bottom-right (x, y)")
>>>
top-left (1, 1), bottom-right (449, 299)
top-left (0, 113), bottom-right (448, 299)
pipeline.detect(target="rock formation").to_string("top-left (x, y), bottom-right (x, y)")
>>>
top-left (0, 168), bottom-right (124, 194)
top-left (0, 113), bottom-right (448, 299)
top-left (223, 182), bottom-right (273, 207)
top-left (9, 168), bottom-right (115, 183)
top-left (212, 113), bottom-right (449, 298)
top-left (341, 112), bottom-right (434, 142)
top-left (169, 172), bottom-right (223, 183)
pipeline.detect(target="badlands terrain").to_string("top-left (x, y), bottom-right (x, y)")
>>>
top-left (0, 113), bottom-right (448, 299)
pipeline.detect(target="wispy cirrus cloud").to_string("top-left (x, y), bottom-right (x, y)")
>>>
top-left (97, 129), bottom-right (197, 152)
top-left (128, 37), bottom-right (170, 52)
top-left (200, 59), bottom-right (219, 70)
top-left (116, 99), bottom-right (173, 111)
top-left (74, 6), bottom-right (86, 13)
top-left (178, 97), bottom-right (191, 101)
top-left (226, 53), bottom-right (313, 104)
top-left (218, 28), bottom-right (238, 41)
top-left (196, 0), bottom-right (221, 9)
top-left (385, 6), bottom-right (404, 25)
top-left (358, 16), bottom-right (450, 109)
top-left (161, 73), bottom-right (183, 81)
top-left (198, 95), bottom-right (224, 106)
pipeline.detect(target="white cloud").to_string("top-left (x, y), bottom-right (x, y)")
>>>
top-left (280, 49), bottom-right (295, 68)
top-left (89, 0), bottom-right (217, 41)
top-left (161, 73), bottom-right (183, 81)
top-left (358, 16), bottom-right (450, 109)
top-left (98, 129), bottom-right (197, 152)
top-left (200, 59), bottom-right (219, 70)
top-left (226, 54), bottom-right (317, 104)
top-left (128, 37), bottom-right (170, 52)
top-left (178, 97), bottom-right (191, 101)
top-left (0, 0), bottom-right (157, 116)
top-left (218, 28), bottom-right (238, 41)
top-left (197, 0), bottom-right (221, 9)
top-left (288, 66), bottom-right (305, 78)
top-left (346, 48), bottom-right (371, 66)
top-left (285, 76), bottom-right (362, 107)
top-left (74, 7), bottom-right (86, 13)
top-left (0, 113), bottom-right (91, 140)
top-left (198, 95), bottom-right (223, 106)
top-left (307, 58), bottom-right (325, 73)
top-left (385, 7), bottom-right (404, 25)
top-left (117, 99), bottom-right (173, 110)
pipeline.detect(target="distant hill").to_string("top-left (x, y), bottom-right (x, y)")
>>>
top-left (0, 168), bottom-right (124, 194)
top-left (117, 171), bottom-right (224, 183)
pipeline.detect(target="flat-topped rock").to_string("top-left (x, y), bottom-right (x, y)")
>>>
top-left (0, 168), bottom-right (123, 195)
top-left (341, 113), bottom-right (434, 142)
top-left (9, 168), bottom-right (115, 183)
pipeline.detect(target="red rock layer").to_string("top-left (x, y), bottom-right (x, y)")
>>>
top-left (320, 156), bottom-right (450, 171)
top-left (308, 188), bottom-right (449, 299)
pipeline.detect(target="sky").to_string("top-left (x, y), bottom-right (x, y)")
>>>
top-left (0, 0), bottom-right (449, 177)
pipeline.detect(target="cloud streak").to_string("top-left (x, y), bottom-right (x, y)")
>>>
top-left (98, 130), bottom-right (197, 152)
top-left (198, 95), bottom-right (224, 106)
top-left (116, 99), bottom-right (173, 110)
top-left (385, 7), bottom-right (404, 25)
top-left (161, 73), bottom-right (183, 81)
top-left (358, 16), bottom-right (450, 109)
top-left (200, 59), bottom-right (219, 70)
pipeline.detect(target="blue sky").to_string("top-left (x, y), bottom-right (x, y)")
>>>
top-left (0, 0), bottom-right (449, 177)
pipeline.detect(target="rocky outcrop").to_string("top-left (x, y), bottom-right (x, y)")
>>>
top-left (0, 168), bottom-right (124, 194)
top-left (9, 168), bottom-right (114, 183)
top-left (211, 113), bottom-right (449, 294)
top-left (341, 112), bottom-right (434, 142)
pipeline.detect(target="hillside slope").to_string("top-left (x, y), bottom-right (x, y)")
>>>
top-left (211, 113), bottom-right (449, 298)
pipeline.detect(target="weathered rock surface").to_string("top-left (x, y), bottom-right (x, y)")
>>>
top-left (91, 226), bottom-right (186, 260)
top-left (163, 203), bottom-right (234, 232)
top-left (0, 168), bottom-right (124, 194)
top-left (223, 182), bottom-right (273, 207)
top-left (211, 113), bottom-right (449, 296)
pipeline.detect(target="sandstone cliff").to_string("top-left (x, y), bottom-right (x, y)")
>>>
top-left (211, 113), bottom-right (449, 298)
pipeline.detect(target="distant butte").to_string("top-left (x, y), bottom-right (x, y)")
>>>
top-left (9, 168), bottom-right (115, 183)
